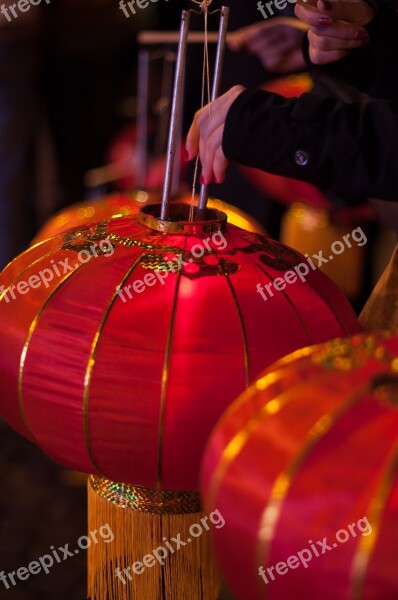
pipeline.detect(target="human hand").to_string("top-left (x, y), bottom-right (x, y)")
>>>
top-left (185, 86), bottom-right (246, 185)
top-left (295, 0), bottom-right (375, 64)
top-left (229, 17), bottom-right (308, 73)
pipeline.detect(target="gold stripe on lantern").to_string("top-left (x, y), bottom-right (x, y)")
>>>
top-left (350, 441), bottom-right (398, 599)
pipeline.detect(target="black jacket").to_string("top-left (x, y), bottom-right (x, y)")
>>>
top-left (222, 1), bottom-right (398, 201)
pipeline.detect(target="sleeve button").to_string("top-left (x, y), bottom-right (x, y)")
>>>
top-left (295, 150), bottom-right (309, 166)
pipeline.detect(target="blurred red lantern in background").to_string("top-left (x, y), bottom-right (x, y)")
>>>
top-left (202, 330), bottom-right (398, 600)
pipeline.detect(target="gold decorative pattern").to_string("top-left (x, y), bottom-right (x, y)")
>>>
top-left (62, 223), bottom-right (111, 252)
top-left (90, 475), bottom-right (201, 514)
top-left (226, 235), bottom-right (312, 343)
top-left (240, 234), bottom-right (303, 272)
top-left (140, 254), bottom-right (180, 272)
top-left (108, 232), bottom-right (183, 254)
top-left (311, 333), bottom-right (392, 372)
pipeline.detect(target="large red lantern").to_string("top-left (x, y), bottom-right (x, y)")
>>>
top-left (0, 205), bottom-right (359, 488)
top-left (201, 330), bottom-right (398, 600)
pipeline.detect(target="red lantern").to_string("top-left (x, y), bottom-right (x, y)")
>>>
top-left (0, 205), bottom-right (359, 489)
top-left (32, 193), bottom-right (267, 245)
top-left (202, 330), bottom-right (398, 600)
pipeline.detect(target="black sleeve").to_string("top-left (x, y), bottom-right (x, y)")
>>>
top-left (222, 87), bottom-right (398, 201)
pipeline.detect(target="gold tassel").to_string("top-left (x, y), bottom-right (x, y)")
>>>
top-left (87, 476), bottom-right (222, 600)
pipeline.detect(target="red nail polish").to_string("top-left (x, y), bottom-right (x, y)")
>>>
top-left (356, 30), bottom-right (370, 43)
top-left (318, 16), bottom-right (332, 25)
top-left (200, 175), bottom-right (205, 185)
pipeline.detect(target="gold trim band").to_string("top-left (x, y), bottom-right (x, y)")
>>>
top-left (89, 475), bottom-right (201, 515)
top-left (139, 203), bottom-right (227, 234)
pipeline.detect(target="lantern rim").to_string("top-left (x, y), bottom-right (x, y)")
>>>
top-left (139, 202), bottom-right (227, 235)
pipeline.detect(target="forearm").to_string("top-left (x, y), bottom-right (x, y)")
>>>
top-left (222, 88), bottom-right (398, 200)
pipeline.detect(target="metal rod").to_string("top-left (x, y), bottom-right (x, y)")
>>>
top-left (172, 65), bottom-right (185, 198)
top-left (136, 49), bottom-right (150, 189)
top-left (160, 10), bottom-right (191, 221)
top-left (198, 6), bottom-right (230, 214)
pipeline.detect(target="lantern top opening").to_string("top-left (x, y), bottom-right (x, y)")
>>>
top-left (139, 202), bottom-right (227, 235)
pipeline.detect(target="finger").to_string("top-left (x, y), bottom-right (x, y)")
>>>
top-left (198, 85), bottom-right (244, 122)
top-left (186, 116), bottom-right (200, 161)
top-left (186, 92), bottom-right (236, 160)
top-left (213, 145), bottom-right (229, 184)
top-left (316, 0), bottom-right (375, 24)
top-left (309, 45), bottom-right (349, 64)
top-left (187, 86), bottom-right (244, 162)
top-left (310, 22), bottom-right (370, 42)
top-left (308, 28), bottom-right (369, 51)
top-left (196, 99), bottom-right (237, 155)
top-left (200, 125), bottom-right (225, 185)
top-left (295, 4), bottom-right (333, 27)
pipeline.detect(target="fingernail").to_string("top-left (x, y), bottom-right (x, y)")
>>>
top-left (318, 16), bottom-right (332, 25)
top-left (184, 149), bottom-right (190, 161)
top-left (200, 175), bottom-right (205, 185)
top-left (215, 176), bottom-right (222, 184)
top-left (322, 1), bottom-right (333, 9)
top-left (356, 30), bottom-right (370, 43)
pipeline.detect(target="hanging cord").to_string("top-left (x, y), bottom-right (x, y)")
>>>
top-left (189, 1), bottom-right (213, 222)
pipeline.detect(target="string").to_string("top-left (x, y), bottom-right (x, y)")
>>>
top-left (189, 0), bottom-right (213, 222)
